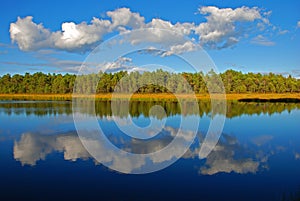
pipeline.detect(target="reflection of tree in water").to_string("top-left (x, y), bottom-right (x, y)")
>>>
top-left (1, 100), bottom-right (300, 118)
top-left (0, 101), bottom-right (73, 116)
top-left (281, 187), bottom-right (300, 201)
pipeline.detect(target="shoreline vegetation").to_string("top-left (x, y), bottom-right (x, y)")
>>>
top-left (0, 93), bottom-right (300, 101)
top-left (1, 70), bottom-right (300, 95)
top-left (1, 69), bottom-right (300, 101)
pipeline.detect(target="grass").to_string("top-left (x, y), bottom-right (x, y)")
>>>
top-left (0, 93), bottom-right (300, 101)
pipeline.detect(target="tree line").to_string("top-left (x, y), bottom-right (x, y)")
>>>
top-left (0, 69), bottom-right (299, 94)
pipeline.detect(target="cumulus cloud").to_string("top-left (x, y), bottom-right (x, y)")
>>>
top-left (94, 56), bottom-right (148, 73)
top-left (297, 21), bottom-right (300, 28)
top-left (10, 16), bottom-right (112, 52)
top-left (10, 16), bottom-right (52, 51)
top-left (54, 18), bottom-right (112, 51)
top-left (195, 6), bottom-right (266, 49)
top-left (107, 7), bottom-right (145, 30)
top-left (10, 6), bottom-right (272, 53)
top-left (100, 57), bottom-right (132, 72)
top-left (162, 41), bottom-right (198, 56)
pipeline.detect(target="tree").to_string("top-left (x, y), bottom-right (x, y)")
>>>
top-left (0, 70), bottom-right (299, 94)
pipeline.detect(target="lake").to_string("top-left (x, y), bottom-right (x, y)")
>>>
top-left (0, 100), bottom-right (299, 201)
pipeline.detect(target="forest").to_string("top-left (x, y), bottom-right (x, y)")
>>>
top-left (0, 69), bottom-right (299, 94)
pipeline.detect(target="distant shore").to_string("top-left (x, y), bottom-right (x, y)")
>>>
top-left (0, 93), bottom-right (300, 101)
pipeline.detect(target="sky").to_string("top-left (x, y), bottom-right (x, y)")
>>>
top-left (0, 0), bottom-right (300, 76)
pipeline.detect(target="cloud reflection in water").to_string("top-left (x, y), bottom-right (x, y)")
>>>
top-left (13, 130), bottom-right (283, 175)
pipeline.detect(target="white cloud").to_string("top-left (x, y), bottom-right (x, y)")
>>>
top-left (162, 41), bottom-right (198, 56)
top-left (251, 34), bottom-right (275, 46)
top-left (278, 30), bottom-right (289, 35)
top-left (10, 16), bottom-right (52, 51)
top-left (194, 6), bottom-right (266, 49)
top-left (99, 56), bottom-right (144, 73)
top-left (10, 16), bottom-right (112, 52)
top-left (10, 6), bottom-right (272, 53)
top-left (107, 8), bottom-right (145, 30)
top-left (146, 19), bottom-right (195, 36)
top-left (125, 20), bottom-right (193, 50)
top-left (297, 21), bottom-right (300, 28)
top-left (54, 18), bottom-right (112, 51)
top-left (102, 57), bottom-right (132, 69)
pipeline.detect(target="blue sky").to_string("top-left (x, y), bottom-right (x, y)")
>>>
top-left (0, 0), bottom-right (299, 76)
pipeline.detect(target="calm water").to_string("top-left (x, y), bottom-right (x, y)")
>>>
top-left (0, 100), bottom-right (300, 201)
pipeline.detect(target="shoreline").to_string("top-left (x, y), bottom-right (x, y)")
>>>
top-left (0, 93), bottom-right (300, 101)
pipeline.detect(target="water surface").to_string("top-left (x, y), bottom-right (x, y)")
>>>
top-left (0, 100), bottom-right (299, 200)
